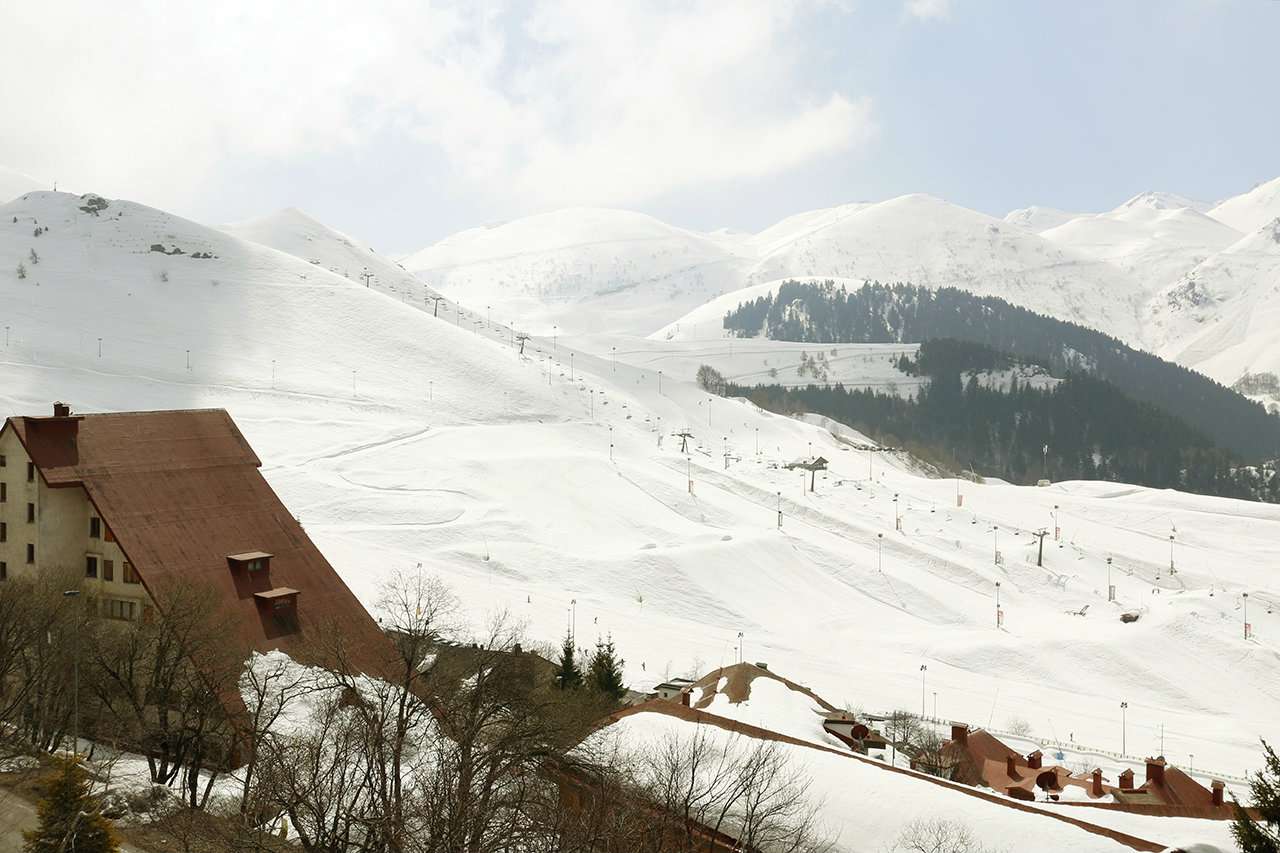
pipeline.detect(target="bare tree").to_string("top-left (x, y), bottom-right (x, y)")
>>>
top-left (885, 710), bottom-right (921, 767)
top-left (886, 817), bottom-right (1005, 853)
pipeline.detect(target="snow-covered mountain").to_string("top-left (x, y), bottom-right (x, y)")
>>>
top-left (1002, 205), bottom-right (1084, 233)
top-left (401, 196), bottom-right (1148, 344)
top-left (1148, 218), bottom-right (1280, 394)
top-left (1208, 176), bottom-right (1280, 234)
top-left (1039, 194), bottom-right (1243, 293)
top-left (401, 207), bottom-right (753, 337)
top-left (222, 207), bottom-right (425, 301)
top-left (3, 190), bottom-right (1278, 848)
top-left (0, 166), bottom-right (44, 203)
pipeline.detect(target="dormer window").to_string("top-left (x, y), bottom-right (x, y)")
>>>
top-left (228, 551), bottom-right (273, 573)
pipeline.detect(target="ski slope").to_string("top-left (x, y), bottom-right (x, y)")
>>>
top-left (2, 191), bottom-right (1277, 851)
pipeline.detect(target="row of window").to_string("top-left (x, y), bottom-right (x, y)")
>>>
top-left (0, 456), bottom-right (36, 481)
top-left (85, 555), bottom-right (139, 584)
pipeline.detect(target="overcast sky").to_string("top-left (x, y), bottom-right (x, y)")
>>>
top-left (2, 0), bottom-right (1277, 252)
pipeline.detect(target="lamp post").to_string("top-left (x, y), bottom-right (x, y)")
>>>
top-left (894, 493), bottom-right (900, 531)
top-left (995, 581), bottom-right (1002, 628)
top-left (62, 589), bottom-right (81, 756)
top-left (919, 664), bottom-right (928, 718)
top-left (877, 533), bottom-right (884, 572)
top-left (1107, 557), bottom-right (1114, 602)
top-left (570, 598), bottom-right (577, 642)
top-left (658, 370), bottom-right (663, 395)
top-left (553, 325), bottom-right (558, 351)
top-left (992, 525), bottom-right (1000, 565)
top-left (1169, 534), bottom-right (1176, 575)
top-left (1243, 592), bottom-right (1250, 640)
top-left (737, 631), bottom-right (744, 664)
top-left (933, 691), bottom-right (937, 718)
top-left (1121, 701), bottom-right (1128, 754)
top-left (1053, 504), bottom-right (1060, 541)
top-left (611, 346), bottom-right (616, 371)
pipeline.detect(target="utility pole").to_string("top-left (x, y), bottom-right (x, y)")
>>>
top-left (893, 493), bottom-right (900, 531)
top-left (430, 295), bottom-right (444, 317)
top-left (995, 581), bottom-right (1002, 628)
top-left (1243, 592), bottom-right (1250, 640)
top-left (658, 370), bottom-right (663, 395)
top-left (877, 533), bottom-right (884, 572)
top-left (776, 491), bottom-right (782, 529)
top-left (737, 631), bottom-right (744, 664)
top-left (1121, 701), bottom-right (1128, 754)
top-left (920, 664), bottom-right (928, 718)
top-left (1107, 557), bottom-right (1115, 602)
top-left (1033, 529), bottom-right (1049, 567)
top-left (992, 525), bottom-right (1000, 565)
top-left (1169, 533), bottom-right (1176, 575)
top-left (611, 346), bottom-right (616, 371)
top-left (360, 269), bottom-right (374, 287)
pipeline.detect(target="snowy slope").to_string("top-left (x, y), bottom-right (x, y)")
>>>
top-left (732, 194), bottom-right (1148, 341)
top-left (1208, 176), bottom-right (1280, 234)
top-left (222, 207), bottom-right (426, 303)
top-left (401, 207), bottom-right (753, 337)
top-left (1040, 195), bottom-right (1242, 293)
top-left (0, 166), bottom-right (44, 203)
top-left (1148, 219), bottom-right (1280, 388)
top-left (592, 709), bottom-right (1145, 853)
top-left (1003, 205), bottom-right (1085, 233)
top-left (2, 191), bottom-right (1277, 849)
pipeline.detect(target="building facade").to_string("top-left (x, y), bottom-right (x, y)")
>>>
top-left (0, 403), bottom-right (390, 672)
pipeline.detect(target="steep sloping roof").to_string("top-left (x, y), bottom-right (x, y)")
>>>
top-left (4, 409), bottom-right (392, 675)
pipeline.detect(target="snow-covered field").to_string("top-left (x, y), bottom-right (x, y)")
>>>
top-left (3, 190), bottom-right (1277, 850)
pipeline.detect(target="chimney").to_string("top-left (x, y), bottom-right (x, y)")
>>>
top-left (1091, 768), bottom-right (1104, 797)
top-left (950, 722), bottom-right (969, 744)
top-left (1027, 750), bottom-right (1043, 770)
top-left (1211, 780), bottom-right (1225, 807)
top-left (1119, 769), bottom-right (1135, 791)
top-left (1005, 755), bottom-right (1018, 779)
top-left (52, 402), bottom-right (71, 417)
top-left (1145, 757), bottom-right (1166, 787)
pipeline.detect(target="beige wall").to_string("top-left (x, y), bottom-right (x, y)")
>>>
top-left (0, 423), bottom-right (151, 619)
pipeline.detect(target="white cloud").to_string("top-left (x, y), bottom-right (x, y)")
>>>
top-left (905, 0), bottom-right (951, 21)
top-left (0, 0), bottom-right (874, 213)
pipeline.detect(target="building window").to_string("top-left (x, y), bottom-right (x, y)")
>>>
top-left (0, 561), bottom-right (6, 581)
top-left (1, 482), bottom-right (6, 502)
top-left (26, 544), bottom-right (34, 564)
top-left (0, 453), bottom-right (6, 466)
top-left (123, 562), bottom-right (139, 584)
top-left (0, 522), bottom-right (6, 543)
top-left (27, 462), bottom-right (35, 482)
top-left (103, 599), bottom-right (136, 621)
top-left (85, 555), bottom-right (98, 579)
top-left (104, 526), bottom-right (115, 543)
top-left (246, 558), bottom-right (267, 572)
top-left (89, 517), bottom-right (101, 539)
top-left (27, 503), bottom-right (35, 523)
top-left (103, 559), bottom-right (114, 582)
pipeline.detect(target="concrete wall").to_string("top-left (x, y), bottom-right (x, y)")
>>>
top-left (0, 424), bottom-right (151, 620)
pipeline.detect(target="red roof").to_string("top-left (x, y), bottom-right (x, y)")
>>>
top-left (4, 408), bottom-right (392, 675)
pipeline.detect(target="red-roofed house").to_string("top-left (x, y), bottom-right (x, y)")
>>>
top-left (0, 404), bottom-right (390, 674)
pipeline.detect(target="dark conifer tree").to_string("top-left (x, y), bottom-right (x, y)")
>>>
top-left (555, 631), bottom-right (582, 690)
top-left (23, 759), bottom-right (119, 853)
top-left (588, 635), bottom-right (626, 701)
top-left (1233, 740), bottom-right (1280, 852)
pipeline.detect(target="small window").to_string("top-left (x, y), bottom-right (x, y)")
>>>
top-left (89, 517), bottom-right (101, 539)
top-left (26, 544), bottom-right (35, 564)
top-left (104, 525), bottom-right (115, 543)
top-left (85, 556), bottom-right (98, 579)
top-left (0, 482), bottom-right (6, 502)
top-left (0, 561), bottom-right (6, 581)
top-left (103, 559), bottom-right (114, 582)
top-left (122, 561), bottom-right (139, 584)
top-left (0, 522), bottom-right (6, 542)
top-left (247, 558), bottom-right (266, 572)
top-left (0, 453), bottom-right (6, 466)
top-left (27, 462), bottom-right (35, 482)
top-left (103, 599), bottom-right (136, 621)
top-left (27, 503), bottom-right (35, 523)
